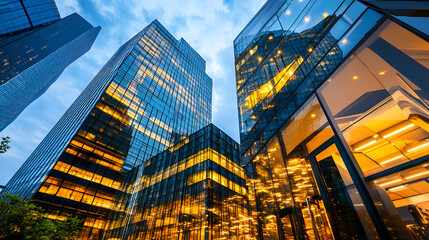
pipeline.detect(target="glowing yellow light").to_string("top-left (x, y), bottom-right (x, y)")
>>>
top-left (277, 50), bottom-right (282, 54)
top-left (373, 134), bottom-right (379, 138)
top-left (354, 140), bottom-right (377, 151)
top-left (288, 70), bottom-right (294, 75)
top-left (380, 155), bottom-right (403, 165)
top-left (304, 17), bottom-right (310, 23)
top-left (323, 13), bottom-right (328, 18)
top-left (308, 48), bottom-right (313, 52)
top-left (258, 57), bottom-right (262, 62)
top-left (379, 71), bottom-right (386, 75)
top-left (405, 171), bottom-right (429, 179)
top-left (379, 179), bottom-right (402, 187)
top-left (389, 185), bottom-right (406, 191)
top-left (353, 76), bottom-right (358, 80)
top-left (342, 39), bottom-right (347, 44)
top-left (250, 50), bottom-right (254, 55)
top-left (269, 36), bottom-right (273, 40)
top-left (270, 58), bottom-right (274, 61)
top-left (382, 123), bottom-right (414, 139)
top-left (407, 141), bottom-right (429, 152)
top-left (311, 114), bottom-right (316, 118)
top-left (286, 10), bottom-right (291, 15)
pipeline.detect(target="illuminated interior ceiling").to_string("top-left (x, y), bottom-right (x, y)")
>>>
top-left (244, 57), bottom-right (303, 110)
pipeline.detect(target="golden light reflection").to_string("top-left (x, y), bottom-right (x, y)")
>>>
top-left (244, 57), bottom-right (304, 110)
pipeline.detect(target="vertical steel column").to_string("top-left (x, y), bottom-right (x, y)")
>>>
top-left (315, 91), bottom-right (392, 240)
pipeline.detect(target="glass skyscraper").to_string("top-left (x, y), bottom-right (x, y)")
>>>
top-left (0, 2), bottom-right (100, 131)
top-left (0, 0), bottom-right (60, 36)
top-left (235, 0), bottom-right (429, 239)
top-left (3, 20), bottom-right (212, 239)
top-left (103, 124), bottom-right (249, 240)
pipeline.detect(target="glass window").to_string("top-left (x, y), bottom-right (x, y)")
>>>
top-left (318, 19), bottom-right (429, 238)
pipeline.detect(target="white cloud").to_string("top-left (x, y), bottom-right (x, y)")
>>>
top-left (55, 0), bottom-right (81, 16)
top-left (0, 0), bottom-right (267, 184)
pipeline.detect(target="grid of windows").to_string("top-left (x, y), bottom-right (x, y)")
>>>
top-left (104, 124), bottom-right (250, 240)
top-left (236, 0), bottom-right (429, 239)
top-left (0, 13), bottom-right (101, 131)
top-left (0, 0), bottom-right (60, 36)
top-left (3, 19), bottom-right (212, 239)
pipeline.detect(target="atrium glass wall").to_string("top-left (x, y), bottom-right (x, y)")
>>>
top-left (103, 124), bottom-right (250, 240)
top-left (3, 20), bottom-right (212, 239)
top-left (236, 0), bottom-right (429, 239)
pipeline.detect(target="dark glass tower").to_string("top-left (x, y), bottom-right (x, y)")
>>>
top-left (3, 20), bottom-right (212, 239)
top-left (235, 0), bottom-right (429, 239)
top-left (0, 0), bottom-right (60, 36)
top-left (0, 10), bottom-right (101, 131)
top-left (103, 124), bottom-right (249, 240)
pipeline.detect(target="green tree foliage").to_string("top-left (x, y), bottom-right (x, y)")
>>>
top-left (0, 194), bottom-right (83, 240)
top-left (0, 137), bottom-right (11, 154)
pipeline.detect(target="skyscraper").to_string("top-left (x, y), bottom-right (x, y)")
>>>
top-left (0, 1), bottom-right (100, 131)
top-left (3, 20), bottom-right (212, 239)
top-left (235, 0), bottom-right (429, 239)
top-left (0, 0), bottom-right (60, 36)
top-left (103, 124), bottom-right (249, 240)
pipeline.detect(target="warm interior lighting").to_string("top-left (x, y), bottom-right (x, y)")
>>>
top-left (244, 57), bottom-right (303, 109)
top-left (405, 171), bottom-right (429, 179)
top-left (308, 48), bottom-right (313, 52)
top-left (323, 13), bottom-right (328, 18)
top-left (250, 50), bottom-right (254, 55)
top-left (389, 185), bottom-right (406, 191)
top-left (382, 123), bottom-right (414, 139)
top-left (342, 39), bottom-right (347, 44)
top-left (354, 140), bottom-right (377, 151)
top-left (304, 17), bottom-right (310, 23)
top-left (407, 141), bottom-right (429, 152)
top-left (380, 155), bottom-right (403, 165)
top-left (269, 36), bottom-right (273, 40)
top-left (286, 10), bottom-right (291, 15)
top-left (277, 50), bottom-right (282, 54)
top-left (311, 114), bottom-right (316, 118)
top-left (258, 57), bottom-right (262, 62)
top-left (379, 179), bottom-right (402, 187)
top-left (379, 71), bottom-right (386, 75)
top-left (352, 76), bottom-right (358, 80)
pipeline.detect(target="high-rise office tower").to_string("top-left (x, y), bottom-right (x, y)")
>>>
top-left (3, 20), bottom-right (212, 239)
top-left (103, 124), bottom-right (249, 240)
top-left (0, 1), bottom-right (100, 131)
top-left (235, 0), bottom-right (429, 239)
top-left (0, 0), bottom-right (60, 36)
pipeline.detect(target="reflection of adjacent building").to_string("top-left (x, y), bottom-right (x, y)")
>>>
top-left (236, 14), bottom-right (343, 159)
top-left (235, 0), bottom-right (429, 239)
top-left (103, 124), bottom-right (251, 240)
top-left (3, 20), bottom-right (212, 239)
top-left (0, 1), bottom-right (100, 131)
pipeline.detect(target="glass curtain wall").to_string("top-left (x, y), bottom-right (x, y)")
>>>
top-left (317, 19), bottom-right (429, 239)
top-left (104, 125), bottom-right (251, 240)
top-left (245, 17), bottom-right (429, 240)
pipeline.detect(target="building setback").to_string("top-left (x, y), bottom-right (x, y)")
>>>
top-left (103, 124), bottom-right (250, 240)
top-left (235, 0), bottom-right (429, 239)
top-left (3, 20), bottom-right (212, 239)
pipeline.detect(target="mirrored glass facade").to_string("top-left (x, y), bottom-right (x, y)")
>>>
top-left (103, 124), bottom-right (250, 240)
top-left (235, 0), bottom-right (429, 239)
top-left (0, 0), bottom-right (60, 36)
top-left (3, 20), bottom-right (212, 239)
top-left (0, 13), bottom-right (101, 131)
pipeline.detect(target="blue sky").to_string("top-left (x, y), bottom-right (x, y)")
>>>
top-left (0, 0), bottom-right (266, 185)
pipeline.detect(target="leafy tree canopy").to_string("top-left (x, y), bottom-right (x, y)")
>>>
top-left (0, 137), bottom-right (11, 154)
top-left (0, 194), bottom-right (83, 240)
